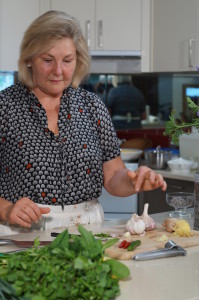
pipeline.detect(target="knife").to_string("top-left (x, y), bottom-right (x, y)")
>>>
top-left (0, 238), bottom-right (51, 248)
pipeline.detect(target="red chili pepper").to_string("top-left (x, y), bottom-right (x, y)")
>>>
top-left (123, 242), bottom-right (131, 249)
top-left (118, 240), bottom-right (128, 248)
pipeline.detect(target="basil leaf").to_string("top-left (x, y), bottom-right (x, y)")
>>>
top-left (104, 259), bottom-right (130, 279)
top-left (47, 229), bottom-right (69, 250)
top-left (102, 238), bottom-right (119, 251)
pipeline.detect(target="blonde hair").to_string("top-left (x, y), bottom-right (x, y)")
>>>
top-left (18, 10), bottom-right (90, 89)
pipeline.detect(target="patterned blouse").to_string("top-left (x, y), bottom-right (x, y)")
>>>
top-left (0, 82), bottom-right (120, 206)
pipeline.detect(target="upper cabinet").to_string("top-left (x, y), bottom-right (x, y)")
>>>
top-left (95, 0), bottom-right (141, 52)
top-left (0, 0), bottom-right (50, 71)
top-left (3, 0), bottom-right (197, 73)
top-left (151, 0), bottom-right (199, 72)
top-left (50, 0), bottom-right (142, 53)
top-left (50, 0), bottom-right (96, 50)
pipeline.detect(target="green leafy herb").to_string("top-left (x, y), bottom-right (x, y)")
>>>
top-left (94, 233), bottom-right (112, 238)
top-left (0, 225), bottom-right (130, 299)
top-left (0, 278), bottom-right (27, 300)
top-left (164, 97), bottom-right (199, 145)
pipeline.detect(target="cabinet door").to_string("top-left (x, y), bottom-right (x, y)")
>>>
top-left (152, 0), bottom-right (199, 72)
top-left (50, 0), bottom-right (95, 50)
top-left (96, 0), bottom-right (141, 51)
top-left (138, 179), bottom-right (194, 214)
top-left (51, 0), bottom-right (141, 52)
top-left (0, 0), bottom-right (50, 71)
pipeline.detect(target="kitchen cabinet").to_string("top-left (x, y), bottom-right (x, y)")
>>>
top-left (50, 0), bottom-right (142, 53)
top-left (0, 0), bottom-right (50, 71)
top-left (151, 0), bottom-right (199, 72)
top-left (0, 0), bottom-right (151, 72)
top-left (138, 178), bottom-right (194, 214)
top-left (50, 0), bottom-right (95, 50)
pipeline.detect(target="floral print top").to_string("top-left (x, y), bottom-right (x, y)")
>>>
top-left (0, 82), bottom-right (120, 206)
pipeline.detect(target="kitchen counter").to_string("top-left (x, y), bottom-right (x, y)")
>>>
top-left (153, 168), bottom-right (197, 182)
top-left (0, 210), bottom-right (199, 300)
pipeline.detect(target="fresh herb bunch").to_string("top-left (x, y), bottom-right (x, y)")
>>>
top-left (164, 97), bottom-right (199, 145)
top-left (0, 225), bottom-right (130, 300)
top-left (94, 233), bottom-right (112, 238)
top-left (0, 278), bottom-right (27, 300)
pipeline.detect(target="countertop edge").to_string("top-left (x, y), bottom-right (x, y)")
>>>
top-left (154, 169), bottom-right (195, 182)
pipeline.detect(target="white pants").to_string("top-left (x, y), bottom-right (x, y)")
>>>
top-left (0, 199), bottom-right (104, 236)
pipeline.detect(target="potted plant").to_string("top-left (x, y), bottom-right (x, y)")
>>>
top-left (164, 97), bottom-right (199, 145)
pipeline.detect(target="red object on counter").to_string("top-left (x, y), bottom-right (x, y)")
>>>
top-left (123, 242), bottom-right (131, 249)
top-left (118, 240), bottom-right (128, 248)
top-left (118, 240), bottom-right (131, 249)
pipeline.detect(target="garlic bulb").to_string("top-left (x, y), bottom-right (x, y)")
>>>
top-left (140, 203), bottom-right (156, 231)
top-left (126, 213), bottom-right (146, 235)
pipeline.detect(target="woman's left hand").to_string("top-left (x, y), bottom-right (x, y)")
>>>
top-left (127, 166), bottom-right (167, 192)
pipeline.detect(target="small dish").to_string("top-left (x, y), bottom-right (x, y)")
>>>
top-left (167, 157), bottom-right (194, 173)
top-left (120, 148), bottom-right (142, 162)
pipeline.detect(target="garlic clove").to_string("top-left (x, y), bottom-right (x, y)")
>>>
top-left (140, 203), bottom-right (156, 231)
top-left (124, 231), bottom-right (131, 238)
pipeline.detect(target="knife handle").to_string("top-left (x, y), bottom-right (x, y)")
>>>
top-left (51, 232), bottom-right (60, 237)
top-left (132, 248), bottom-right (187, 261)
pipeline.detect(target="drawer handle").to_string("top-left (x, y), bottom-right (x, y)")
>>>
top-left (169, 185), bottom-right (183, 190)
top-left (189, 38), bottom-right (195, 68)
top-left (98, 20), bottom-right (103, 48)
top-left (86, 20), bottom-right (91, 48)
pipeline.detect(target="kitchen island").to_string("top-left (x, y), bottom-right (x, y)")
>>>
top-left (0, 210), bottom-right (198, 300)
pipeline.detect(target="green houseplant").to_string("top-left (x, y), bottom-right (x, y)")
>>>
top-left (164, 97), bottom-right (199, 145)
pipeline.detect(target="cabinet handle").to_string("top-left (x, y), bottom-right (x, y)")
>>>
top-left (189, 38), bottom-right (195, 68)
top-left (86, 20), bottom-right (91, 48)
top-left (169, 185), bottom-right (183, 190)
top-left (98, 20), bottom-right (103, 48)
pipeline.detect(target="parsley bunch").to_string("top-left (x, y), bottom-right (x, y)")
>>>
top-left (164, 97), bottom-right (199, 145)
top-left (0, 225), bottom-right (130, 300)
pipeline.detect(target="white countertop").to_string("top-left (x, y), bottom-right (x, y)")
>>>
top-left (154, 169), bottom-right (196, 182)
top-left (0, 210), bottom-right (199, 300)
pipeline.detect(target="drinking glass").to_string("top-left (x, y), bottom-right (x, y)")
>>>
top-left (166, 192), bottom-right (194, 218)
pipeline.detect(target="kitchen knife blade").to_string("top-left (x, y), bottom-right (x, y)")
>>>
top-left (0, 238), bottom-right (52, 248)
top-left (51, 232), bottom-right (81, 237)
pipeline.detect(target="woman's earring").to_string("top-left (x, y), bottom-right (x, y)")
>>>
top-left (27, 64), bottom-right (31, 68)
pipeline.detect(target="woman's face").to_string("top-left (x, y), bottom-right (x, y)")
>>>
top-left (31, 38), bottom-right (77, 98)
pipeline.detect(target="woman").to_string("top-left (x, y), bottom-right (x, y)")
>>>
top-left (0, 11), bottom-right (167, 234)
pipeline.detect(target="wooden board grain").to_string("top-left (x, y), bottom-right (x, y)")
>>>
top-left (100, 224), bottom-right (199, 260)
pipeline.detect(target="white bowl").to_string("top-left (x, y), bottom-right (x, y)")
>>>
top-left (167, 157), bottom-right (195, 173)
top-left (120, 148), bottom-right (142, 161)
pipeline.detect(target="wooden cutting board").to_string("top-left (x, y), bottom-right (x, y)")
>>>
top-left (100, 224), bottom-right (199, 260)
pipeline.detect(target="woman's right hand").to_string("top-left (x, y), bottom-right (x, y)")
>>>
top-left (5, 197), bottom-right (50, 228)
